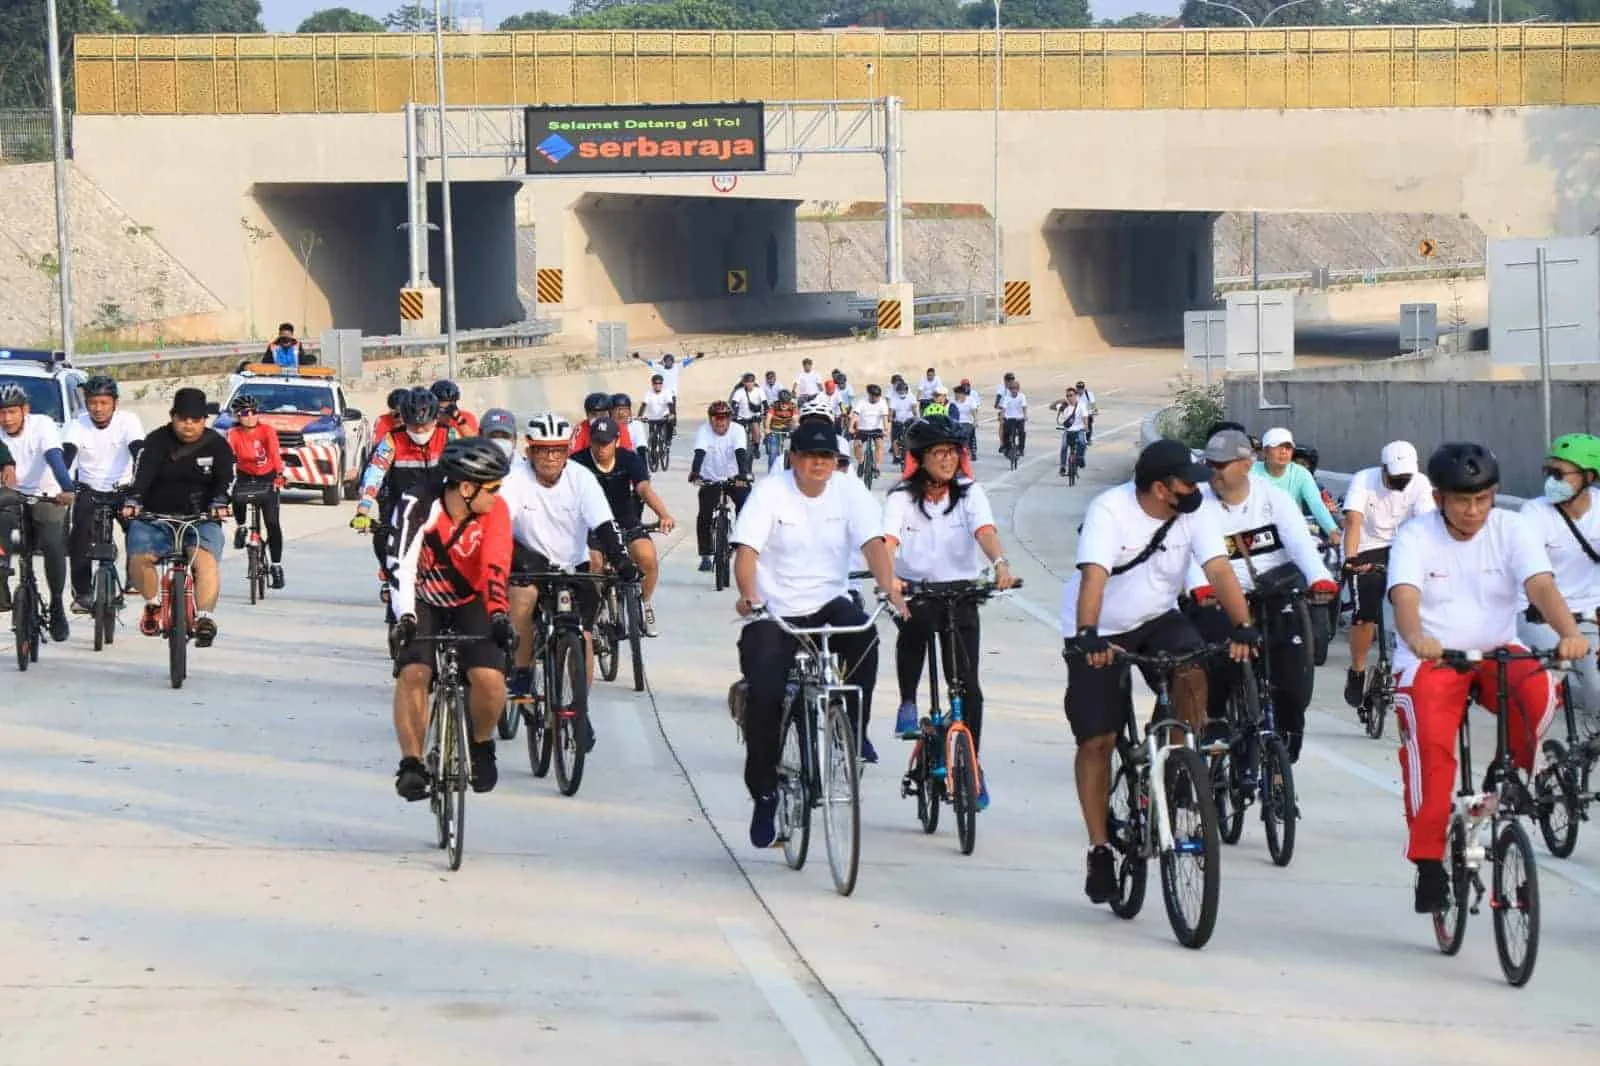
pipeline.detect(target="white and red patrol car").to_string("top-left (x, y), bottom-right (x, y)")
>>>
top-left (214, 364), bottom-right (371, 506)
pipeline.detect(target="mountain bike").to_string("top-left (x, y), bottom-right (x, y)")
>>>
top-left (706, 479), bottom-right (746, 592)
top-left (645, 419), bottom-right (672, 472)
top-left (514, 569), bottom-right (610, 796)
top-left (140, 514), bottom-right (211, 690)
top-left (856, 432), bottom-right (881, 491)
top-left (6, 493), bottom-right (50, 671)
top-left (594, 522), bottom-right (657, 693)
top-left (414, 631), bottom-right (479, 871)
top-left (898, 577), bottom-right (1020, 856)
top-left (1058, 425), bottom-right (1085, 485)
top-left (1533, 624), bottom-right (1599, 858)
top-left (85, 488), bottom-right (127, 652)
top-left (766, 597), bottom-right (890, 897)
top-left (1355, 563), bottom-right (1395, 740)
top-left (1001, 418), bottom-right (1025, 471)
top-left (1066, 642), bottom-right (1230, 949)
top-left (1432, 647), bottom-right (1569, 987)
top-left (235, 484), bottom-right (271, 605)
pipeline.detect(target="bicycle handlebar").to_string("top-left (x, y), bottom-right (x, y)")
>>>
top-left (1063, 641), bottom-right (1235, 669)
top-left (1440, 647), bottom-right (1572, 670)
top-left (753, 596), bottom-right (891, 638)
top-left (902, 577), bottom-right (1025, 599)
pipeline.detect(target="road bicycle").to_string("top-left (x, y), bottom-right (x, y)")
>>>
top-left (898, 577), bottom-right (1019, 856)
top-left (1066, 642), bottom-right (1230, 949)
top-left (84, 487), bottom-right (128, 652)
top-left (139, 513), bottom-right (212, 690)
top-left (414, 631), bottom-right (479, 871)
top-left (6, 492), bottom-right (51, 671)
top-left (1432, 647), bottom-right (1569, 987)
top-left (766, 597), bottom-right (890, 897)
top-left (1354, 563), bottom-right (1395, 740)
top-left (1533, 632), bottom-right (1598, 858)
top-left (508, 569), bottom-right (611, 796)
top-left (705, 479), bottom-right (747, 592)
top-left (234, 484), bottom-right (272, 605)
top-left (645, 419), bottom-right (673, 473)
top-left (594, 521), bottom-right (658, 693)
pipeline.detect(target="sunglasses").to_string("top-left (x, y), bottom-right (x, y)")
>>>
top-left (1543, 466), bottom-right (1576, 480)
top-left (471, 480), bottom-right (503, 495)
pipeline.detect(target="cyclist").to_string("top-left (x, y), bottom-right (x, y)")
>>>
top-left (916, 367), bottom-right (944, 406)
top-left (730, 372), bottom-right (768, 456)
top-left (761, 370), bottom-right (782, 405)
top-left (850, 382), bottom-right (890, 472)
top-left (992, 372), bottom-right (1016, 449)
top-left (732, 420), bottom-right (907, 848)
top-left (763, 389), bottom-right (798, 474)
top-left (1292, 445), bottom-right (1341, 520)
top-left (609, 392), bottom-right (634, 434)
top-left (430, 379), bottom-right (479, 438)
top-left (690, 400), bottom-right (752, 573)
top-left (479, 408), bottom-right (518, 459)
top-left (570, 391), bottom-right (635, 453)
top-left (1340, 440), bottom-right (1435, 709)
top-left (997, 377), bottom-right (1028, 459)
top-left (1388, 442), bottom-right (1588, 914)
top-left (501, 413), bottom-right (640, 725)
top-left (264, 322), bottom-right (306, 369)
top-left (352, 387), bottom-right (450, 617)
top-left (0, 382), bottom-right (75, 641)
top-left (632, 350), bottom-right (697, 398)
top-left (949, 383), bottom-right (978, 457)
top-left (887, 377), bottom-right (918, 468)
top-left (121, 388), bottom-right (235, 646)
top-left (885, 416), bottom-right (1017, 806)
top-left (831, 369), bottom-right (855, 417)
top-left (793, 357), bottom-right (823, 402)
top-left (0, 441), bottom-right (14, 610)
top-left (1185, 429), bottom-right (1339, 761)
top-left (1518, 433), bottom-right (1600, 720)
top-left (225, 394), bottom-right (287, 590)
top-left (1256, 428), bottom-right (1338, 537)
top-left (572, 416), bottom-right (676, 636)
top-left (389, 437), bottom-right (515, 800)
top-left (1063, 439), bottom-right (1255, 906)
top-left (922, 387), bottom-right (950, 418)
top-left (372, 387), bottom-right (409, 441)
top-left (65, 375), bottom-right (144, 614)
top-left (638, 375), bottom-right (676, 459)
top-left (1075, 380), bottom-right (1098, 443)
top-left (1050, 385), bottom-right (1090, 477)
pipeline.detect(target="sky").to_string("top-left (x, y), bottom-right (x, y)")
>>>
top-left (259, 0), bottom-right (1179, 32)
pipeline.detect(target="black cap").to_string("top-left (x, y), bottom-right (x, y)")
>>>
top-left (1135, 439), bottom-right (1214, 486)
top-left (790, 421), bottom-right (838, 455)
top-left (171, 387), bottom-right (208, 418)
top-left (589, 416), bottom-right (620, 445)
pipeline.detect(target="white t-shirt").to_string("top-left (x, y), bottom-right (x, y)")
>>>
top-left (794, 369), bottom-right (822, 397)
top-left (646, 358), bottom-right (688, 395)
top-left (1186, 478), bottom-right (1333, 593)
top-left (1054, 400), bottom-right (1089, 433)
top-left (993, 382), bottom-right (1012, 402)
top-left (693, 422), bottom-right (744, 482)
top-left (1519, 491), bottom-right (1600, 613)
top-left (762, 381), bottom-right (782, 405)
top-left (3, 413), bottom-right (65, 496)
top-left (888, 391), bottom-right (918, 422)
top-left (1388, 509), bottom-right (1553, 671)
top-left (917, 376), bottom-right (944, 402)
top-left (733, 470), bottom-right (885, 617)
top-left (854, 397), bottom-right (890, 433)
top-left (997, 391), bottom-right (1028, 420)
top-left (638, 389), bottom-right (674, 420)
top-left (884, 480), bottom-right (996, 582)
top-left (499, 458), bottom-right (615, 568)
top-left (1344, 466), bottom-right (1437, 553)
top-left (66, 410), bottom-right (145, 492)
top-left (950, 397), bottom-right (978, 425)
top-left (730, 385), bottom-right (766, 421)
top-left (1061, 481), bottom-right (1228, 636)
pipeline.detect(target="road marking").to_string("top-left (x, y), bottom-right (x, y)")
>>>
top-left (718, 918), bottom-right (865, 1066)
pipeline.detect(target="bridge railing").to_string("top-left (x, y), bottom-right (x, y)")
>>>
top-left (1213, 262), bottom-right (1487, 290)
top-left (846, 291), bottom-right (997, 329)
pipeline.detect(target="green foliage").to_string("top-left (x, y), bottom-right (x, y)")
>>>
top-left (1098, 11), bottom-right (1172, 25)
top-left (137, 0), bottom-right (265, 33)
top-left (1162, 374), bottom-right (1225, 450)
top-left (384, 3), bottom-right (454, 30)
top-left (0, 0), bottom-right (130, 110)
top-left (962, 0), bottom-right (1092, 26)
top-left (826, 0), bottom-right (966, 28)
top-left (298, 7), bottom-right (387, 31)
top-left (499, 10), bottom-right (570, 28)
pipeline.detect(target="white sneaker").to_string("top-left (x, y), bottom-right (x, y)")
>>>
top-left (642, 600), bottom-right (659, 637)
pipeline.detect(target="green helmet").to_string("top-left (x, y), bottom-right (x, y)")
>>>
top-left (1547, 433), bottom-right (1600, 475)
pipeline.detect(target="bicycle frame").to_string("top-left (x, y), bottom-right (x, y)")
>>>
top-left (142, 515), bottom-right (208, 631)
top-left (767, 600), bottom-right (890, 759)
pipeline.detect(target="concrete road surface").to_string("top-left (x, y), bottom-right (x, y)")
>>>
top-left (3, 351), bottom-right (1595, 1065)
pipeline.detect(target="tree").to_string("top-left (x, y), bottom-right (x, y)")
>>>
top-left (384, 2), bottom-right (454, 30)
top-left (137, 0), bottom-right (265, 32)
top-left (1178, 0), bottom-right (1327, 26)
top-left (0, 0), bottom-right (131, 110)
top-left (961, 0), bottom-right (1090, 27)
top-left (500, 10), bottom-right (571, 28)
top-left (827, 0), bottom-right (964, 27)
top-left (298, 7), bottom-right (386, 31)
top-left (573, 0), bottom-right (748, 27)
top-left (1098, 11), bottom-right (1172, 25)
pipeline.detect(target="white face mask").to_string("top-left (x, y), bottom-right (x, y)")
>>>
top-left (493, 438), bottom-right (514, 458)
top-left (1545, 475), bottom-right (1579, 504)
top-left (407, 429), bottom-right (433, 445)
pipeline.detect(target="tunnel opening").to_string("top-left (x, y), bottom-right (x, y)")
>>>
top-left (253, 180), bottom-right (523, 336)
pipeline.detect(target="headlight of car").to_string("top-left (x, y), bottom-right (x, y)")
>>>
top-left (303, 431), bottom-right (338, 445)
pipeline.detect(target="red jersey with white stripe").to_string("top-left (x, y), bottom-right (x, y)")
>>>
top-left (227, 423), bottom-right (284, 478)
top-left (391, 489), bottom-right (512, 619)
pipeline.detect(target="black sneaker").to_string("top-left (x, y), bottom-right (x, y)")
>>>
top-left (1085, 844), bottom-right (1117, 904)
top-left (749, 791), bottom-right (779, 848)
top-left (194, 616), bottom-right (217, 648)
top-left (395, 756), bottom-right (430, 802)
top-left (1344, 668), bottom-right (1365, 709)
top-left (48, 601), bottom-right (69, 642)
top-left (269, 564), bottom-right (285, 590)
top-left (470, 739), bottom-right (498, 793)
top-left (1414, 859), bottom-right (1449, 914)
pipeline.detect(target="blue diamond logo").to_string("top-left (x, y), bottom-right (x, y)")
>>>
top-left (537, 132), bottom-right (574, 165)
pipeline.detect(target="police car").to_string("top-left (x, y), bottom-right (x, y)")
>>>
top-left (213, 363), bottom-right (371, 506)
top-left (0, 348), bottom-right (88, 428)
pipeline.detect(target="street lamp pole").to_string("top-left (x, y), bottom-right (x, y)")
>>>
top-left (991, 0), bottom-right (1002, 325)
top-left (433, 0), bottom-right (459, 378)
top-left (45, 0), bottom-right (74, 360)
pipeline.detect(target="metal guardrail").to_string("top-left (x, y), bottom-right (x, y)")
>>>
top-left (72, 320), bottom-right (559, 370)
top-left (1214, 263), bottom-right (1486, 289)
top-left (846, 291), bottom-right (996, 328)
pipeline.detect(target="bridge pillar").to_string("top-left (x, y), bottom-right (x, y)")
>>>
top-left (877, 282), bottom-right (914, 337)
top-left (399, 282), bottom-right (442, 338)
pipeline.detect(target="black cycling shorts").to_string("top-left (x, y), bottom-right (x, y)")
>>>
top-left (394, 600), bottom-right (503, 675)
top-left (1064, 610), bottom-right (1206, 744)
top-left (511, 544), bottom-right (601, 628)
top-left (1349, 546), bottom-right (1391, 624)
top-left (853, 429), bottom-right (885, 441)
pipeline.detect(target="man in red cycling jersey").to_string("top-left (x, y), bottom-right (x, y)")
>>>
top-left (225, 394), bottom-right (287, 589)
top-left (353, 387), bottom-right (450, 619)
top-left (431, 379), bottom-right (479, 438)
top-left (390, 436), bottom-right (515, 801)
top-left (570, 391), bottom-right (636, 453)
top-left (371, 388), bottom-right (408, 442)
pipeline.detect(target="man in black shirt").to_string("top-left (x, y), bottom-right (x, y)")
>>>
top-left (121, 387), bottom-right (235, 646)
top-left (570, 417), bottom-right (676, 636)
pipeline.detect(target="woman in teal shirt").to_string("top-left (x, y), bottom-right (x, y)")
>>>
top-left (1256, 427), bottom-right (1340, 536)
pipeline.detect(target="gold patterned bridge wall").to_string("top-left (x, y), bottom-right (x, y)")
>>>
top-left (73, 25), bottom-right (1600, 116)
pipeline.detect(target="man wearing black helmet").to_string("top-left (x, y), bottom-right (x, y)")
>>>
top-left (570, 391), bottom-right (635, 453)
top-left (390, 436), bottom-right (516, 800)
top-left (352, 386), bottom-right (450, 618)
top-left (373, 388), bottom-right (409, 441)
top-left (1387, 441), bottom-right (1589, 915)
top-left (0, 381), bottom-right (76, 639)
top-left (430, 379), bottom-right (479, 438)
top-left (65, 375), bottom-right (144, 615)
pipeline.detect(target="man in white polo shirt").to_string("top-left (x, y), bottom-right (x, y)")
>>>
top-left (65, 375), bottom-right (145, 614)
top-left (0, 383), bottom-right (75, 640)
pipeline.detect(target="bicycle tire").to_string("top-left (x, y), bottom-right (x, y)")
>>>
top-left (497, 690), bottom-right (521, 741)
top-left (427, 694), bottom-right (447, 848)
top-left (93, 565), bottom-right (117, 651)
top-left (915, 737), bottom-right (940, 835)
top-left (1310, 601), bottom-right (1332, 667)
top-left (1107, 744), bottom-right (1148, 920)
top-left (525, 697), bottom-right (553, 777)
top-left (949, 726), bottom-right (978, 856)
top-left (552, 630), bottom-right (589, 796)
top-left (1364, 667), bottom-right (1390, 740)
top-left (595, 589), bottom-right (620, 683)
top-left (713, 508), bottom-right (731, 591)
top-left (1159, 747), bottom-right (1222, 950)
top-left (625, 584), bottom-right (646, 692)
top-left (1067, 451), bottom-right (1078, 486)
top-left (1261, 736), bottom-right (1296, 867)
top-left (1211, 752), bottom-right (1245, 845)
top-left (1492, 817), bottom-right (1540, 986)
top-left (1534, 740), bottom-right (1580, 859)
top-left (445, 685), bottom-right (470, 870)
top-left (822, 698), bottom-right (861, 896)
top-left (778, 698), bottom-right (811, 870)
top-left (13, 577), bottom-right (34, 672)
top-left (167, 569), bottom-right (188, 690)
top-left (1434, 815), bottom-right (1469, 955)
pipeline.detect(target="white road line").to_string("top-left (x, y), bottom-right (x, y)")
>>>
top-left (717, 918), bottom-right (865, 1066)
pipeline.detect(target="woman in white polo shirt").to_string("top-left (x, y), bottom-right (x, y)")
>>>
top-left (882, 417), bottom-right (1017, 803)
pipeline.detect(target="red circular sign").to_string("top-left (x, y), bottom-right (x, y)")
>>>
top-left (711, 174), bottom-right (738, 194)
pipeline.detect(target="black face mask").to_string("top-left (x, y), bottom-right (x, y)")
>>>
top-left (1385, 474), bottom-right (1412, 491)
top-left (1171, 486), bottom-right (1204, 514)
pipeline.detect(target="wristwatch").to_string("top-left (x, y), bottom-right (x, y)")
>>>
top-left (992, 556), bottom-right (1010, 568)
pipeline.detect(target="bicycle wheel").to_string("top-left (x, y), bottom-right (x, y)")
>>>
top-left (1159, 747), bottom-right (1222, 949)
top-left (595, 589), bottom-right (620, 683)
top-left (1107, 743), bottom-right (1148, 920)
top-left (12, 577), bottom-right (35, 672)
top-left (1492, 818), bottom-right (1540, 986)
top-left (1210, 751), bottom-right (1245, 845)
top-left (552, 630), bottom-right (589, 796)
top-left (1364, 667), bottom-right (1390, 740)
top-left (497, 689), bottom-right (521, 741)
top-left (860, 449), bottom-right (876, 491)
top-left (1310, 602), bottom-right (1332, 667)
top-left (525, 695), bottom-right (553, 778)
top-left (444, 686), bottom-right (470, 870)
top-left (93, 565), bottom-right (117, 651)
top-left (1534, 740), bottom-right (1580, 859)
top-left (625, 584), bottom-right (646, 692)
top-left (713, 509), bottom-right (731, 591)
top-left (914, 736), bottom-right (940, 835)
top-left (167, 569), bottom-right (189, 690)
top-left (426, 694), bottom-right (447, 848)
top-left (777, 699), bottom-right (811, 870)
top-left (1261, 736), bottom-right (1297, 867)
top-left (949, 726), bottom-right (978, 856)
top-left (1434, 815), bottom-right (1469, 955)
top-left (1067, 447), bottom-right (1078, 486)
top-left (822, 697), bottom-right (861, 896)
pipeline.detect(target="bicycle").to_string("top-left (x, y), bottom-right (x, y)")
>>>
top-left (1353, 562), bottom-right (1395, 740)
top-left (84, 487), bottom-right (128, 652)
top-left (898, 577), bottom-right (1021, 856)
top-left (1065, 642), bottom-right (1230, 949)
top-left (594, 522), bottom-right (658, 693)
top-left (1001, 419), bottom-right (1025, 471)
top-left (855, 432), bottom-right (881, 491)
top-left (509, 569), bottom-right (610, 796)
top-left (645, 419), bottom-right (672, 473)
top-left (235, 484), bottom-right (272, 605)
top-left (413, 631), bottom-right (479, 871)
top-left (764, 597), bottom-right (890, 896)
top-left (1058, 425), bottom-right (1085, 486)
top-left (1432, 647), bottom-right (1569, 987)
top-left (705, 479), bottom-right (746, 592)
top-left (6, 493), bottom-right (52, 671)
top-left (1309, 525), bottom-right (1341, 666)
top-left (764, 426), bottom-right (791, 474)
top-left (1532, 623), bottom-right (1599, 858)
top-left (138, 513), bottom-right (211, 690)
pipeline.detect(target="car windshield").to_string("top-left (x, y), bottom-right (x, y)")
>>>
top-left (235, 382), bottom-right (334, 415)
top-left (0, 374), bottom-right (63, 422)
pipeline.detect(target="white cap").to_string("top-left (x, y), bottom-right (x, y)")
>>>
top-left (1381, 440), bottom-right (1419, 476)
top-left (1261, 427), bottom-right (1294, 448)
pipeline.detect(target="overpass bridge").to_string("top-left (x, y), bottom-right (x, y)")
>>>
top-left (68, 26), bottom-right (1600, 342)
